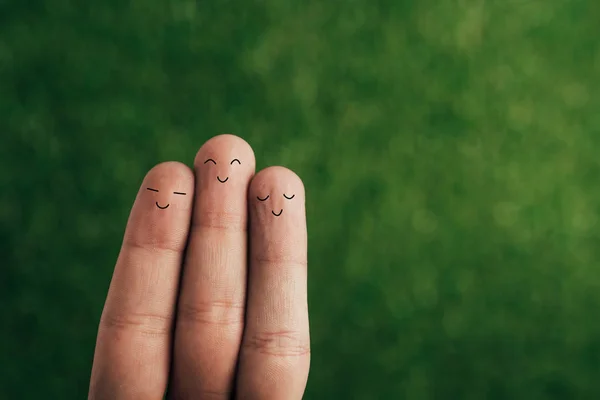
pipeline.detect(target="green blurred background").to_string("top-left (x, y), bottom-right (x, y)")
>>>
top-left (2, 0), bottom-right (600, 398)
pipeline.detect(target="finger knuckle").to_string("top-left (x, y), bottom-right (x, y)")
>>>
top-left (243, 330), bottom-right (310, 357)
top-left (100, 311), bottom-right (172, 338)
top-left (178, 300), bottom-right (245, 327)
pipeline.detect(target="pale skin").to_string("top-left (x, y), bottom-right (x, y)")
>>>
top-left (88, 134), bottom-right (310, 400)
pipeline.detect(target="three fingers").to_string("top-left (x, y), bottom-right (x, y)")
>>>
top-left (89, 135), bottom-right (309, 400)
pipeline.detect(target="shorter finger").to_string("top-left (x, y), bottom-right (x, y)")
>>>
top-left (89, 162), bottom-right (194, 400)
top-left (236, 166), bottom-right (310, 400)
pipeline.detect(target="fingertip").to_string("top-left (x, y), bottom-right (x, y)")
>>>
top-left (249, 166), bottom-right (305, 202)
top-left (142, 161), bottom-right (195, 194)
top-left (193, 134), bottom-right (256, 172)
top-left (249, 166), bottom-right (307, 258)
top-left (125, 161), bottom-right (194, 251)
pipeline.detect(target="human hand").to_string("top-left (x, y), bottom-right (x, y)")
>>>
top-left (88, 135), bottom-right (310, 400)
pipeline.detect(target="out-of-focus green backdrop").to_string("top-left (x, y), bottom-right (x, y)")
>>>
top-left (1, 0), bottom-right (600, 398)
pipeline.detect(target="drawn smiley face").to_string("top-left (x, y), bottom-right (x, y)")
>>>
top-left (203, 157), bottom-right (242, 183)
top-left (257, 192), bottom-right (296, 217)
top-left (146, 187), bottom-right (187, 209)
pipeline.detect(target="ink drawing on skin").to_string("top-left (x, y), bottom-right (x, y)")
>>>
top-left (146, 187), bottom-right (187, 210)
top-left (257, 192), bottom-right (296, 217)
top-left (204, 157), bottom-right (243, 183)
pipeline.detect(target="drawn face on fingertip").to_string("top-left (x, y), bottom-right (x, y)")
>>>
top-left (256, 192), bottom-right (296, 217)
top-left (146, 187), bottom-right (187, 210)
top-left (202, 157), bottom-right (242, 184)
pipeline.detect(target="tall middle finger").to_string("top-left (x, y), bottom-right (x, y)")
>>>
top-left (169, 134), bottom-right (255, 399)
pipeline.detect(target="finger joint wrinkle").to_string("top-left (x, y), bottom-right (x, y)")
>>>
top-left (192, 212), bottom-right (247, 232)
top-left (178, 300), bottom-right (245, 327)
top-left (100, 311), bottom-right (172, 338)
top-left (243, 330), bottom-right (310, 357)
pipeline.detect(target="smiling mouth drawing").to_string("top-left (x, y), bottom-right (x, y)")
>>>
top-left (156, 202), bottom-right (170, 209)
top-left (217, 176), bottom-right (229, 183)
top-left (272, 209), bottom-right (283, 217)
